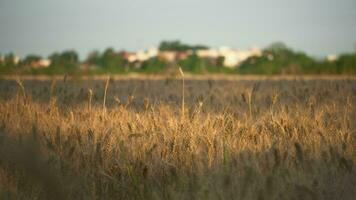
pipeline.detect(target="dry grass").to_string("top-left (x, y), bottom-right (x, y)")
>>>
top-left (0, 77), bottom-right (355, 199)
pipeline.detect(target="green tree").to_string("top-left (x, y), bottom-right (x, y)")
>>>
top-left (100, 48), bottom-right (126, 71)
top-left (0, 54), bottom-right (4, 68)
top-left (216, 56), bottom-right (225, 68)
top-left (61, 50), bottom-right (78, 64)
top-left (179, 53), bottom-right (204, 73)
top-left (86, 51), bottom-right (101, 66)
top-left (266, 42), bottom-right (290, 53)
top-left (140, 58), bottom-right (166, 73)
top-left (49, 50), bottom-right (78, 67)
top-left (159, 40), bottom-right (208, 51)
top-left (21, 55), bottom-right (42, 66)
top-left (3, 53), bottom-right (18, 68)
top-left (238, 42), bottom-right (319, 74)
top-left (45, 50), bottom-right (79, 74)
top-left (0, 53), bottom-right (20, 74)
top-left (334, 54), bottom-right (356, 74)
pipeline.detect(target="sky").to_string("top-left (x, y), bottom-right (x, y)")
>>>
top-left (0, 0), bottom-right (355, 59)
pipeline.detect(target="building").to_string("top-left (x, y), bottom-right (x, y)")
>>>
top-left (30, 58), bottom-right (51, 68)
top-left (157, 51), bottom-right (177, 62)
top-left (125, 47), bottom-right (159, 63)
top-left (13, 56), bottom-right (20, 65)
top-left (196, 49), bottom-right (219, 58)
top-left (0, 54), bottom-right (20, 66)
top-left (146, 47), bottom-right (158, 58)
top-left (326, 54), bottom-right (338, 62)
top-left (196, 47), bottom-right (262, 68)
top-left (123, 46), bottom-right (262, 68)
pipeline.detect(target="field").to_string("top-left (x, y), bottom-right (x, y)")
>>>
top-left (0, 75), bottom-right (355, 199)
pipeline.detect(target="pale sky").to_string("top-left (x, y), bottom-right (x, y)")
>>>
top-left (0, 0), bottom-right (355, 59)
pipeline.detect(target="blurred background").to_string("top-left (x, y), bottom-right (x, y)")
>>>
top-left (0, 0), bottom-right (355, 74)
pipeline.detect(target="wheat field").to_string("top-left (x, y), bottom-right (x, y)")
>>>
top-left (0, 76), bottom-right (355, 199)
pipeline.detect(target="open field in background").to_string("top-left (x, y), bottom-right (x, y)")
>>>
top-left (0, 76), bottom-right (355, 199)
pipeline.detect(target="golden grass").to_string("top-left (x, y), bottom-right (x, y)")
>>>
top-left (0, 77), bottom-right (355, 199)
top-left (179, 67), bottom-right (185, 120)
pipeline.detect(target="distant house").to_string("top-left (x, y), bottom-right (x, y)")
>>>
top-left (122, 46), bottom-right (262, 68)
top-left (3, 55), bottom-right (20, 65)
top-left (157, 51), bottom-right (177, 62)
top-left (124, 47), bottom-right (159, 63)
top-left (196, 49), bottom-right (219, 58)
top-left (128, 53), bottom-right (139, 63)
top-left (119, 51), bottom-right (130, 60)
top-left (146, 47), bottom-right (159, 58)
top-left (176, 51), bottom-right (190, 60)
top-left (122, 52), bottom-right (137, 63)
top-left (196, 47), bottom-right (262, 68)
top-left (30, 59), bottom-right (51, 68)
top-left (217, 47), bottom-right (238, 67)
top-left (38, 59), bottom-right (51, 67)
top-left (13, 56), bottom-right (20, 65)
top-left (326, 54), bottom-right (338, 62)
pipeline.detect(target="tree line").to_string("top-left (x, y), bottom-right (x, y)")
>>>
top-left (1, 41), bottom-right (355, 75)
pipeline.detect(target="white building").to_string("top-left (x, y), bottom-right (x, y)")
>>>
top-left (197, 47), bottom-right (262, 68)
top-left (30, 58), bottom-right (51, 68)
top-left (157, 51), bottom-right (177, 62)
top-left (146, 47), bottom-right (158, 58)
top-left (0, 55), bottom-right (20, 65)
top-left (196, 49), bottom-right (219, 58)
top-left (125, 46), bottom-right (262, 68)
top-left (127, 47), bottom-right (159, 62)
top-left (37, 59), bottom-right (51, 67)
top-left (326, 54), bottom-right (338, 62)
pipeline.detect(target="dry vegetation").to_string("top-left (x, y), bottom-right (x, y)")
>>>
top-left (0, 76), bottom-right (355, 199)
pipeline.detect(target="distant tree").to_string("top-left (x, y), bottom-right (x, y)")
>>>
top-left (192, 45), bottom-right (209, 51)
top-left (159, 40), bottom-right (208, 51)
top-left (22, 55), bottom-right (42, 66)
top-left (45, 50), bottom-right (80, 74)
top-left (140, 58), bottom-right (166, 73)
top-left (238, 42), bottom-right (321, 74)
top-left (159, 40), bottom-right (185, 51)
top-left (266, 42), bottom-right (290, 53)
top-left (334, 53), bottom-right (356, 74)
top-left (179, 53), bottom-right (204, 73)
top-left (60, 50), bottom-right (79, 64)
top-left (216, 56), bottom-right (225, 67)
top-left (0, 54), bottom-right (3, 68)
top-left (100, 48), bottom-right (126, 71)
top-left (3, 53), bottom-right (18, 68)
top-left (0, 53), bottom-right (20, 74)
top-left (48, 53), bottom-right (60, 64)
top-left (85, 51), bottom-right (101, 66)
top-left (49, 50), bottom-right (78, 67)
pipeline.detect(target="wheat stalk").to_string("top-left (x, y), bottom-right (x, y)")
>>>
top-left (49, 78), bottom-right (57, 107)
top-left (103, 76), bottom-right (110, 114)
top-left (88, 88), bottom-right (93, 112)
top-left (247, 90), bottom-right (252, 119)
top-left (179, 67), bottom-right (185, 119)
top-left (15, 77), bottom-right (26, 99)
